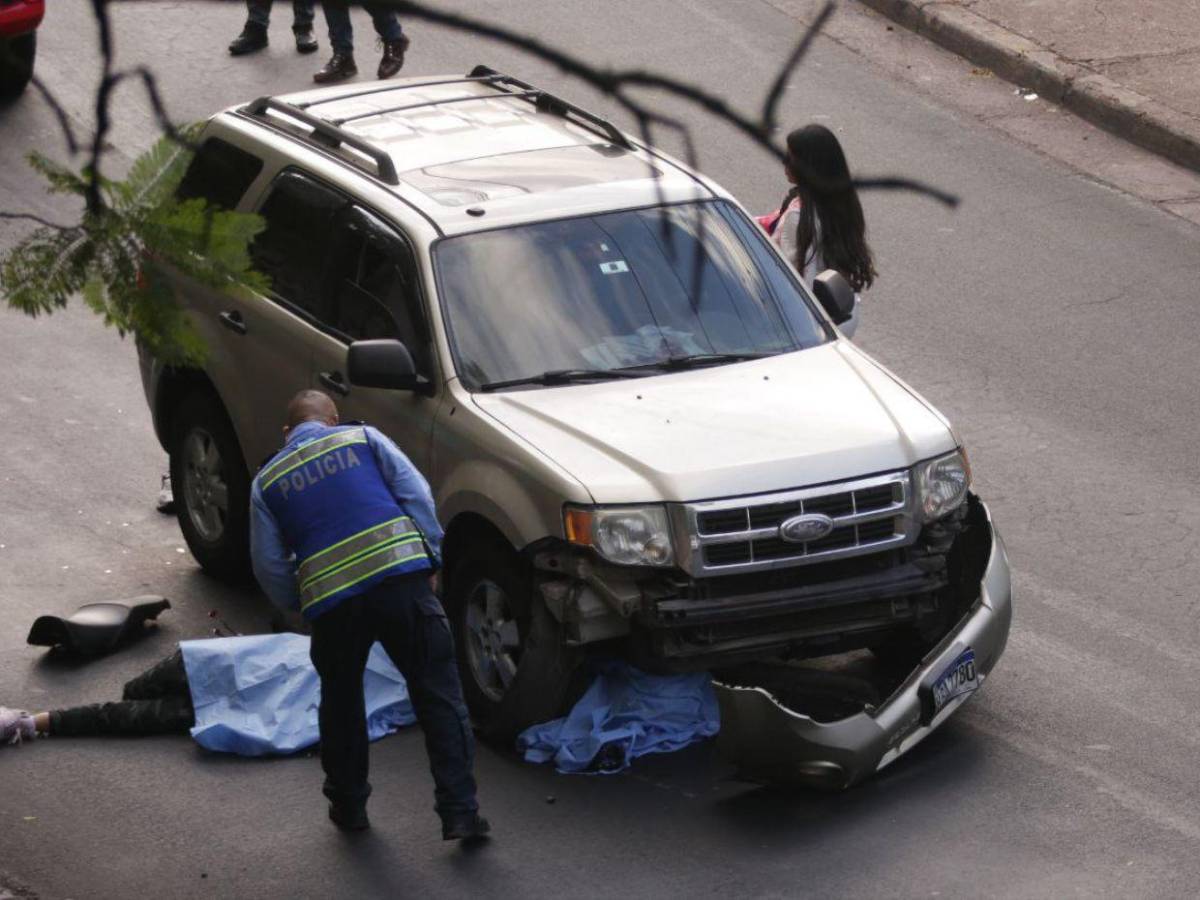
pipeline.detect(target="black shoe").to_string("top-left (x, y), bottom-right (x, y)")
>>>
top-left (377, 34), bottom-right (410, 79)
top-left (228, 22), bottom-right (268, 56)
top-left (314, 52), bottom-right (357, 84)
top-left (293, 25), bottom-right (318, 54)
top-left (328, 803), bottom-right (370, 832)
top-left (442, 813), bottom-right (490, 842)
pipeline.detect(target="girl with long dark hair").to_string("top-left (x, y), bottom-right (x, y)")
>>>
top-left (758, 124), bottom-right (877, 335)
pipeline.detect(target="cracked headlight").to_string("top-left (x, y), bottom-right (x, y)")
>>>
top-left (564, 505), bottom-right (675, 567)
top-left (914, 449), bottom-right (971, 523)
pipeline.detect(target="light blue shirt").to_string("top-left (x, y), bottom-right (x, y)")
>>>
top-left (249, 422), bottom-right (444, 612)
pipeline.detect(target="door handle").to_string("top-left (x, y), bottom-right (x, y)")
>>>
top-left (319, 371), bottom-right (350, 396)
top-left (218, 310), bottom-right (247, 335)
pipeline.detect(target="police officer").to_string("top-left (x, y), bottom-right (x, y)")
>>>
top-left (250, 390), bottom-right (488, 840)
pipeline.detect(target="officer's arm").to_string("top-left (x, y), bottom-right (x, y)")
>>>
top-left (364, 426), bottom-right (444, 567)
top-left (249, 482), bottom-right (302, 611)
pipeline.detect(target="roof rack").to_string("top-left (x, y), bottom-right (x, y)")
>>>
top-left (331, 89), bottom-right (541, 126)
top-left (241, 69), bottom-right (634, 188)
top-left (242, 96), bottom-right (400, 185)
top-left (469, 65), bottom-right (633, 150)
top-left (295, 74), bottom-right (504, 110)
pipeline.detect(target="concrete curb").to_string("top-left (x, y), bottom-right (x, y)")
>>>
top-left (855, 0), bottom-right (1200, 173)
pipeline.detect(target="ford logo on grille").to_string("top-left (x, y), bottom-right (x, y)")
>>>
top-left (779, 513), bottom-right (835, 543)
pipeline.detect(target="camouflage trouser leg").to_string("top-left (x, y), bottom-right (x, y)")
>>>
top-left (49, 650), bottom-right (195, 737)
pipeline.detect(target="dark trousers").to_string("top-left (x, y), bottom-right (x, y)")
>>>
top-left (309, 573), bottom-right (478, 824)
top-left (247, 0), bottom-right (315, 28)
top-left (49, 650), bottom-right (195, 737)
top-left (321, 0), bottom-right (403, 54)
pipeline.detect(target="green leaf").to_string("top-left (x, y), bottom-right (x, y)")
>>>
top-left (3, 122), bottom-right (265, 367)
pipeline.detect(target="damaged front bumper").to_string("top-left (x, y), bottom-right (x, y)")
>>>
top-left (713, 499), bottom-right (1011, 789)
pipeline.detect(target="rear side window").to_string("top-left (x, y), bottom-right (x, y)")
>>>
top-left (176, 137), bottom-right (263, 211)
top-left (250, 171), bottom-right (346, 318)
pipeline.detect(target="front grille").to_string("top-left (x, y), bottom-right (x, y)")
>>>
top-left (680, 472), bottom-right (915, 577)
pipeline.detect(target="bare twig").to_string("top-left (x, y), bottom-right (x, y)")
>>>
top-left (0, 211), bottom-right (72, 230)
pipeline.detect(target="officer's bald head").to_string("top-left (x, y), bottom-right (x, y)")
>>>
top-left (286, 390), bottom-right (339, 429)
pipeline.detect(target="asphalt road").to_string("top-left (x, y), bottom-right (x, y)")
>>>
top-left (3, 2), bottom-right (1200, 898)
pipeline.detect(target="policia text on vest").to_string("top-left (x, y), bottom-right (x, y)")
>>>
top-left (253, 424), bottom-right (440, 620)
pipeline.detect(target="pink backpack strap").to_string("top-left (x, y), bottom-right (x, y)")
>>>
top-left (756, 211), bottom-right (781, 235)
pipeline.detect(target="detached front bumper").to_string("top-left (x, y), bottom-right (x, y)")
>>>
top-left (713, 499), bottom-right (1011, 788)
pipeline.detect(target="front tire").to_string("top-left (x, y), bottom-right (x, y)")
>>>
top-left (169, 391), bottom-right (251, 582)
top-left (445, 540), bottom-right (583, 743)
top-left (0, 33), bottom-right (35, 99)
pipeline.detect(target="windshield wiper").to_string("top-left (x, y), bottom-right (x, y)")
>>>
top-left (479, 368), bottom-right (647, 392)
top-left (619, 352), bottom-right (779, 372)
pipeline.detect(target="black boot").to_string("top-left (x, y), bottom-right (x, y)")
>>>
top-left (328, 802), bottom-right (370, 832)
top-left (228, 22), bottom-right (268, 56)
top-left (442, 813), bottom-right (491, 842)
top-left (293, 25), bottom-right (318, 54)
top-left (313, 51), bottom-right (357, 84)
top-left (377, 34), bottom-right (410, 79)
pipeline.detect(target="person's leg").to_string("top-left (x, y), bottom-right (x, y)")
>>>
top-left (48, 697), bottom-right (194, 737)
top-left (291, 0), bottom-right (315, 28)
top-left (247, 0), bottom-right (273, 27)
top-left (363, 2), bottom-right (403, 42)
top-left (368, 575), bottom-right (485, 838)
top-left (309, 597), bottom-right (376, 828)
top-left (292, 0), bottom-right (318, 53)
top-left (230, 0), bottom-right (272, 55)
top-left (314, 1), bottom-right (359, 83)
top-left (363, 2), bottom-right (408, 79)
top-left (121, 649), bottom-right (189, 701)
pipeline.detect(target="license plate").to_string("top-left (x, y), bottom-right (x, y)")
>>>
top-left (919, 645), bottom-right (978, 724)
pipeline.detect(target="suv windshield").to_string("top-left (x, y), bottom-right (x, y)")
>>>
top-left (434, 201), bottom-right (829, 389)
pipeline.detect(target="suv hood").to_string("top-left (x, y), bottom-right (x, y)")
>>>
top-left (471, 343), bottom-right (957, 504)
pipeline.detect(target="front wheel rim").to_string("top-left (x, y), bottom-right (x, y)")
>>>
top-left (181, 427), bottom-right (228, 543)
top-left (463, 578), bottom-right (522, 704)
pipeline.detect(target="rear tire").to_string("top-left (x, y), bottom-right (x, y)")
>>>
top-left (444, 540), bottom-right (583, 743)
top-left (169, 391), bottom-right (252, 583)
top-left (0, 33), bottom-right (35, 99)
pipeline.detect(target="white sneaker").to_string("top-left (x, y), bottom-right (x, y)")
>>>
top-left (0, 707), bottom-right (36, 745)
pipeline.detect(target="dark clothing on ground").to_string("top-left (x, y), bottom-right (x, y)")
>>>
top-left (49, 650), bottom-right (194, 737)
top-left (310, 572), bottom-right (478, 824)
top-left (247, 0), bottom-right (315, 28)
top-left (321, 0), bottom-right (403, 54)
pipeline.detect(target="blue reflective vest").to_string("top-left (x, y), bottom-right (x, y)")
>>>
top-left (259, 425), bottom-right (431, 619)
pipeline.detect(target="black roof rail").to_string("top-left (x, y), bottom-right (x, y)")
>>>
top-left (242, 96), bottom-right (400, 185)
top-left (468, 65), bottom-right (633, 150)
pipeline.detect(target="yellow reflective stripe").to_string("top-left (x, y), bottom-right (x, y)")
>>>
top-left (261, 428), bottom-right (367, 489)
top-left (296, 515), bottom-right (414, 584)
top-left (299, 531), bottom-right (419, 590)
top-left (300, 538), bottom-right (428, 611)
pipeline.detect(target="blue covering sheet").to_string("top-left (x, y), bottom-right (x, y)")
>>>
top-left (179, 634), bottom-right (415, 757)
top-left (517, 662), bottom-right (720, 774)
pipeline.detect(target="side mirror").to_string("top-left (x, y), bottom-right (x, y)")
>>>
top-left (811, 269), bottom-right (856, 326)
top-left (347, 339), bottom-right (424, 392)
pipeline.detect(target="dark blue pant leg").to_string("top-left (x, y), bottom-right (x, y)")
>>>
top-left (369, 575), bottom-right (479, 824)
top-left (309, 598), bottom-right (377, 809)
top-left (363, 2), bottom-right (403, 41)
top-left (292, 0), bottom-right (315, 28)
top-left (321, 0), bottom-right (355, 54)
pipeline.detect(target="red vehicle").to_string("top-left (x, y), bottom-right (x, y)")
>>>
top-left (0, 0), bottom-right (43, 98)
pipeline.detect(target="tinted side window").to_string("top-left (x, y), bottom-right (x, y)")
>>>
top-left (328, 208), bottom-right (430, 376)
top-left (251, 172), bottom-right (346, 318)
top-left (176, 138), bottom-right (263, 211)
